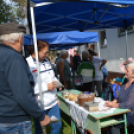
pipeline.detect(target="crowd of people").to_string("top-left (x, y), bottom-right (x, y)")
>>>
top-left (0, 22), bottom-right (134, 134)
top-left (55, 49), bottom-right (107, 97)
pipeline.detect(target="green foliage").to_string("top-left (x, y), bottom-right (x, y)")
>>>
top-left (13, 0), bottom-right (27, 22)
top-left (0, 0), bottom-right (27, 25)
top-left (0, 0), bottom-right (12, 24)
top-left (13, 0), bottom-right (27, 6)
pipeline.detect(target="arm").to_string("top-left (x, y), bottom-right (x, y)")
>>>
top-left (5, 56), bottom-right (45, 121)
top-left (100, 59), bottom-right (107, 70)
top-left (93, 65), bottom-right (95, 79)
top-left (111, 99), bottom-right (119, 108)
top-left (59, 60), bottom-right (67, 85)
top-left (69, 55), bottom-right (73, 68)
top-left (113, 99), bottom-right (118, 103)
top-left (105, 99), bottom-right (118, 108)
top-left (119, 86), bottom-right (134, 109)
top-left (77, 64), bottom-right (81, 75)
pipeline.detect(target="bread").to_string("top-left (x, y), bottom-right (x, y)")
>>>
top-left (66, 93), bottom-right (78, 102)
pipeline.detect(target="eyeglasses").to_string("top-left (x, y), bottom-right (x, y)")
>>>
top-left (40, 51), bottom-right (48, 55)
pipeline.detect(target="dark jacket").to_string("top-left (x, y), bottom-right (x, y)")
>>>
top-left (0, 44), bottom-right (45, 123)
top-left (73, 55), bottom-right (81, 70)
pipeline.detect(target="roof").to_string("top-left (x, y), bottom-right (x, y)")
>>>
top-left (28, 0), bottom-right (134, 33)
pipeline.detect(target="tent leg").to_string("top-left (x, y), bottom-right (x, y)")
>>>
top-left (22, 46), bottom-right (25, 57)
top-left (125, 30), bottom-right (128, 61)
top-left (97, 42), bottom-right (100, 57)
top-left (30, 6), bottom-right (44, 109)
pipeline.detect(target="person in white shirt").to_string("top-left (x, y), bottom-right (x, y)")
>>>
top-left (88, 50), bottom-right (107, 97)
top-left (26, 40), bottom-right (62, 134)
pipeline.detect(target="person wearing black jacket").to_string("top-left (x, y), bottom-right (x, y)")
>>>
top-left (72, 50), bottom-right (81, 77)
top-left (0, 23), bottom-right (50, 134)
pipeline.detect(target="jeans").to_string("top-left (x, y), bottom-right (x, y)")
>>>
top-left (35, 103), bottom-right (62, 134)
top-left (73, 70), bottom-right (76, 77)
top-left (0, 121), bottom-right (32, 134)
top-left (102, 75), bottom-right (107, 84)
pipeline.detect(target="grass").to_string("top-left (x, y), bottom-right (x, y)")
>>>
top-left (46, 112), bottom-right (72, 134)
top-left (32, 112), bottom-right (72, 134)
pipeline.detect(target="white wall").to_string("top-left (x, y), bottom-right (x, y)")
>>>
top-left (78, 29), bottom-right (134, 73)
top-left (78, 43), bottom-right (99, 58)
top-left (78, 44), bottom-right (87, 58)
top-left (100, 28), bottom-right (134, 72)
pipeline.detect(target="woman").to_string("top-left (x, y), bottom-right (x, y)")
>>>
top-left (88, 50), bottom-right (107, 97)
top-left (77, 51), bottom-right (95, 92)
top-left (104, 63), bottom-right (134, 134)
top-left (26, 40), bottom-right (62, 134)
top-left (56, 50), bottom-right (73, 89)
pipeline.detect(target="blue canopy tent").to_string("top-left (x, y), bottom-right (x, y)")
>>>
top-left (27, 0), bottom-right (134, 109)
top-left (28, 0), bottom-right (134, 33)
top-left (24, 31), bottom-right (99, 50)
top-left (27, 0), bottom-right (134, 58)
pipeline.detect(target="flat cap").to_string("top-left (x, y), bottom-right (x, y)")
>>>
top-left (0, 23), bottom-right (26, 35)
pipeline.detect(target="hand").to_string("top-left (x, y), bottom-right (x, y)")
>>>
top-left (64, 82), bottom-right (68, 89)
top-left (104, 101), bottom-right (110, 107)
top-left (104, 101), bottom-right (113, 108)
top-left (100, 66), bottom-right (102, 70)
top-left (59, 87), bottom-right (63, 91)
top-left (47, 81), bottom-right (57, 90)
top-left (40, 115), bottom-right (51, 127)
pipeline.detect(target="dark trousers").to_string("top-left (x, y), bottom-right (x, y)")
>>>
top-left (105, 115), bottom-right (132, 134)
top-left (93, 81), bottom-right (102, 97)
top-left (77, 82), bottom-right (93, 92)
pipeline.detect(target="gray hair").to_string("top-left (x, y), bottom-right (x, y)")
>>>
top-left (127, 62), bottom-right (134, 73)
top-left (60, 50), bottom-right (68, 57)
top-left (0, 32), bottom-right (24, 44)
top-left (82, 51), bottom-right (89, 59)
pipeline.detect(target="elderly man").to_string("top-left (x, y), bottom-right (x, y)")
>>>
top-left (0, 23), bottom-right (50, 134)
top-left (56, 50), bottom-right (73, 89)
top-left (104, 63), bottom-right (134, 134)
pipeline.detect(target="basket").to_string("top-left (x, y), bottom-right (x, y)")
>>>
top-left (78, 93), bottom-right (95, 107)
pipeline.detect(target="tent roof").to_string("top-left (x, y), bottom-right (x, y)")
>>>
top-left (28, 0), bottom-right (134, 33)
top-left (24, 31), bottom-right (98, 50)
top-left (31, 0), bottom-right (134, 5)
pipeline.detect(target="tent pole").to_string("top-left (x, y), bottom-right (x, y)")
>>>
top-left (125, 30), bottom-right (128, 61)
top-left (97, 42), bottom-right (100, 57)
top-left (22, 46), bottom-right (25, 57)
top-left (30, 35), bottom-right (33, 45)
top-left (30, 6), bottom-right (44, 109)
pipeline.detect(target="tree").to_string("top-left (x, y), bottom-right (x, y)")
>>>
top-left (0, 0), bottom-right (27, 25)
top-left (11, 0), bottom-right (27, 25)
top-left (0, 0), bottom-right (13, 24)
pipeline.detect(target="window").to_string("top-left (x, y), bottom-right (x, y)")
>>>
top-left (118, 25), bottom-right (134, 37)
top-left (99, 30), bottom-right (107, 47)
